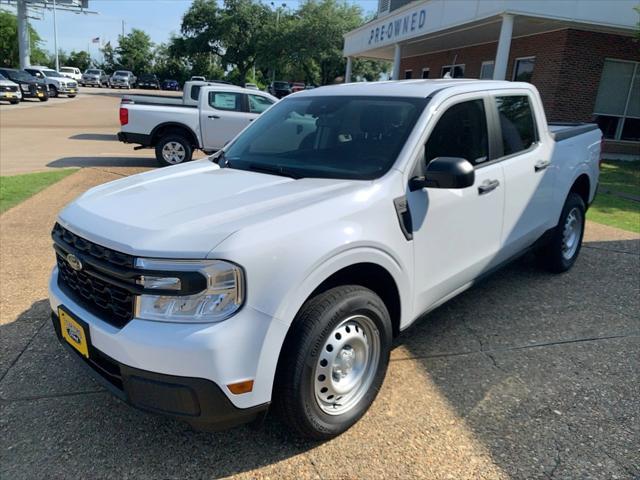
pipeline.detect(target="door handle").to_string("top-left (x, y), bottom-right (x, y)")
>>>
top-left (534, 160), bottom-right (551, 172)
top-left (208, 114), bottom-right (220, 119)
top-left (478, 179), bottom-right (500, 195)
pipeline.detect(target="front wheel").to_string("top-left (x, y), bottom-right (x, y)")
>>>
top-left (155, 135), bottom-right (193, 167)
top-left (39, 96), bottom-right (48, 102)
top-left (68, 95), bottom-right (76, 98)
top-left (274, 285), bottom-right (392, 440)
top-left (49, 86), bottom-right (58, 98)
top-left (538, 192), bottom-right (586, 273)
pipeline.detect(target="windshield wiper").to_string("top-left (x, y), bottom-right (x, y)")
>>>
top-left (247, 163), bottom-right (303, 179)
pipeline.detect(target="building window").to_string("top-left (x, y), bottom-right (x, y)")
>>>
top-left (480, 61), bottom-right (494, 80)
top-left (421, 68), bottom-right (429, 79)
top-left (512, 57), bottom-right (535, 83)
top-left (441, 64), bottom-right (465, 78)
top-left (404, 70), bottom-right (413, 80)
top-left (594, 59), bottom-right (640, 142)
top-left (378, 0), bottom-right (390, 15)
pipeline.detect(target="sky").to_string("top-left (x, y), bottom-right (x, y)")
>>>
top-left (4, 0), bottom-right (378, 61)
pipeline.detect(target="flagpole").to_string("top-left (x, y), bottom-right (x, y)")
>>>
top-left (53, 0), bottom-right (59, 71)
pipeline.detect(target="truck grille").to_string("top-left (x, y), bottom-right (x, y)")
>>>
top-left (52, 223), bottom-right (135, 328)
top-left (3, 85), bottom-right (17, 92)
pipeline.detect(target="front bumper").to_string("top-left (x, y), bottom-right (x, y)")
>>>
top-left (58, 85), bottom-right (78, 94)
top-left (51, 310), bottom-right (267, 430)
top-left (49, 267), bottom-right (281, 428)
top-left (0, 91), bottom-right (21, 100)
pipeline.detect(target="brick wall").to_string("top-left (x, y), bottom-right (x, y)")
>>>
top-left (399, 29), bottom-right (640, 123)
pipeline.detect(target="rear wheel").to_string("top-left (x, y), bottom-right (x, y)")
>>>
top-left (155, 134), bottom-right (193, 167)
top-left (274, 285), bottom-right (392, 440)
top-left (538, 192), bottom-right (586, 273)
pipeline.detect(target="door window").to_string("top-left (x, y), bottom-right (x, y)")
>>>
top-left (209, 91), bottom-right (243, 111)
top-left (425, 99), bottom-right (488, 165)
top-left (496, 95), bottom-right (537, 156)
top-left (248, 94), bottom-right (275, 113)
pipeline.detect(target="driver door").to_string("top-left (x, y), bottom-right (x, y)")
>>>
top-left (408, 94), bottom-right (505, 314)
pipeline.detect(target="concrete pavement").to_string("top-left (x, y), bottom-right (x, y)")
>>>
top-left (0, 167), bottom-right (638, 479)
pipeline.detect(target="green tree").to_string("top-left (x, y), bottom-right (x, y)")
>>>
top-left (180, 0), bottom-right (271, 83)
top-left (99, 41), bottom-right (116, 71)
top-left (154, 41), bottom-right (191, 83)
top-left (67, 50), bottom-right (92, 71)
top-left (0, 10), bottom-right (48, 67)
top-left (353, 58), bottom-right (391, 82)
top-left (116, 28), bottom-right (154, 72)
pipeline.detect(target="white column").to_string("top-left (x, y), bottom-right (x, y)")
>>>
top-left (392, 43), bottom-right (403, 80)
top-left (493, 14), bottom-right (514, 80)
top-left (345, 56), bottom-right (353, 83)
top-left (17, 0), bottom-right (30, 69)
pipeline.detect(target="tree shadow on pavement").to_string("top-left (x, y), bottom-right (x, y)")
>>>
top-left (47, 156), bottom-right (157, 169)
top-left (396, 238), bottom-right (640, 478)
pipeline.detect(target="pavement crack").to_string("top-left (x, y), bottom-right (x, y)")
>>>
top-left (0, 389), bottom-right (106, 403)
top-left (0, 317), bottom-right (48, 384)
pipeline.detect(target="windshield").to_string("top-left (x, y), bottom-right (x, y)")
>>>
top-left (43, 70), bottom-right (62, 77)
top-left (223, 95), bottom-right (427, 180)
top-left (86, 69), bottom-right (100, 75)
top-left (139, 74), bottom-right (156, 80)
top-left (3, 70), bottom-right (34, 82)
top-left (273, 82), bottom-right (289, 89)
top-left (0, 73), bottom-right (5, 80)
top-left (114, 71), bottom-right (129, 76)
top-left (60, 67), bottom-right (74, 73)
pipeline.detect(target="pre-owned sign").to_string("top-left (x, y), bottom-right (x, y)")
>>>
top-left (368, 8), bottom-right (427, 46)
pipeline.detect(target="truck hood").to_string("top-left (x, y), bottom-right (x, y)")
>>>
top-left (58, 160), bottom-right (362, 258)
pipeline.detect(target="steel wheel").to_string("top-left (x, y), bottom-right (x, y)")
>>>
top-left (313, 314), bottom-right (380, 416)
top-left (161, 141), bottom-right (186, 164)
top-left (561, 207), bottom-right (582, 260)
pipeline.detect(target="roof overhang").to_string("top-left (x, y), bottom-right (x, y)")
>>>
top-left (343, 0), bottom-right (639, 60)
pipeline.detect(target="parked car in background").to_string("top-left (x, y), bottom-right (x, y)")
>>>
top-left (244, 82), bottom-right (259, 90)
top-left (118, 84), bottom-right (277, 165)
top-left (81, 68), bottom-right (110, 87)
top-left (190, 75), bottom-right (206, 81)
top-left (137, 73), bottom-right (160, 90)
top-left (51, 80), bottom-right (601, 439)
top-left (59, 67), bottom-right (81, 81)
top-left (161, 79), bottom-right (180, 91)
top-left (268, 81), bottom-right (292, 98)
top-left (290, 82), bottom-right (305, 93)
top-left (0, 72), bottom-right (21, 104)
top-left (111, 70), bottom-right (137, 89)
top-left (25, 66), bottom-right (78, 98)
top-left (0, 68), bottom-right (48, 101)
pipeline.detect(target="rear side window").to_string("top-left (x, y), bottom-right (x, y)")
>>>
top-left (190, 85), bottom-right (202, 101)
top-left (425, 99), bottom-right (489, 165)
top-left (248, 94), bottom-right (274, 113)
top-left (209, 91), bottom-right (243, 111)
top-left (496, 95), bottom-right (537, 155)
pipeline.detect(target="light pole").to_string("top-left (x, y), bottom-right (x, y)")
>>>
top-left (52, 0), bottom-right (59, 71)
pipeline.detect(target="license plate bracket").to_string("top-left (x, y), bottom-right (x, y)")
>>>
top-left (58, 307), bottom-right (91, 358)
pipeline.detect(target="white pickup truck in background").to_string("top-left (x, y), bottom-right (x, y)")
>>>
top-left (118, 83), bottom-right (277, 166)
top-left (52, 80), bottom-right (600, 439)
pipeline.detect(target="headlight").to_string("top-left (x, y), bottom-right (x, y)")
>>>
top-left (20, 84), bottom-right (28, 91)
top-left (135, 259), bottom-right (244, 323)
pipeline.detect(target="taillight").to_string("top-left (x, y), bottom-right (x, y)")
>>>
top-left (119, 107), bottom-right (128, 126)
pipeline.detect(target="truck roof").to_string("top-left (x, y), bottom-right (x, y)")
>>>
top-left (292, 79), bottom-right (529, 98)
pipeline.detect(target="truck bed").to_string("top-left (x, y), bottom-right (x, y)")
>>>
top-left (121, 94), bottom-right (191, 108)
top-left (548, 122), bottom-right (599, 142)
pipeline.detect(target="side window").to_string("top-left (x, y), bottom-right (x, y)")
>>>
top-left (496, 95), bottom-right (537, 156)
top-left (425, 99), bottom-right (489, 165)
top-left (209, 91), bottom-right (242, 111)
top-left (248, 94), bottom-right (274, 114)
top-left (190, 85), bottom-right (201, 101)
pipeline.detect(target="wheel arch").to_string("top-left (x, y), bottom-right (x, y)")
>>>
top-left (150, 122), bottom-right (198, 147)
top-left (569, 173), bottom-right (590, 208)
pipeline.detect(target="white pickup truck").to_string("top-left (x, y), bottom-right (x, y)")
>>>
top-left (118, 83), bottom-right (277, 166)
top-left (50, 80), bottom-right (600, 439)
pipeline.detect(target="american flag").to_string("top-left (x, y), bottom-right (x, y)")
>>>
top-left (91, 37), bottom-right (100, 43)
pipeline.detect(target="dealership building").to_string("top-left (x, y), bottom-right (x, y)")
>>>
top-left (343, 0), bottom-right (640, 157)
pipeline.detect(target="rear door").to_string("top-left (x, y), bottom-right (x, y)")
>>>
top-left (409, 94), bottom-right (505, 313)
top-left (490, 92), bottom-right (555, 261)
top-left (200, 90), bottom-right (253, 150)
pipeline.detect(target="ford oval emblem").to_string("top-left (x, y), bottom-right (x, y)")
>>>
top-left (66, 253), bottom-right (83, 271)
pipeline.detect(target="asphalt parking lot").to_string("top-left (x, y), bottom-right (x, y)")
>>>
top-left (1, 92), bottom-right (639, 479)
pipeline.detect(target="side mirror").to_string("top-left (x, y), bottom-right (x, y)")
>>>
top-left (409, 157), bottom-right (475, 191)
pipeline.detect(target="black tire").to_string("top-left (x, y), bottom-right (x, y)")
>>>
top-left (154, 134), bottom-right (193, 167)
top-left (538, 192), bottom-right (586, 273)
top-left (10, 100), bottom-right (19, 105)
top-left (68, 95), bottom-right (76, 98)
top-left (49, 86), bottom-right (58, 98)
top-left (39, 96), bottom-right (48, 102)
top-left (273, 285), bottom-right (392, 440)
